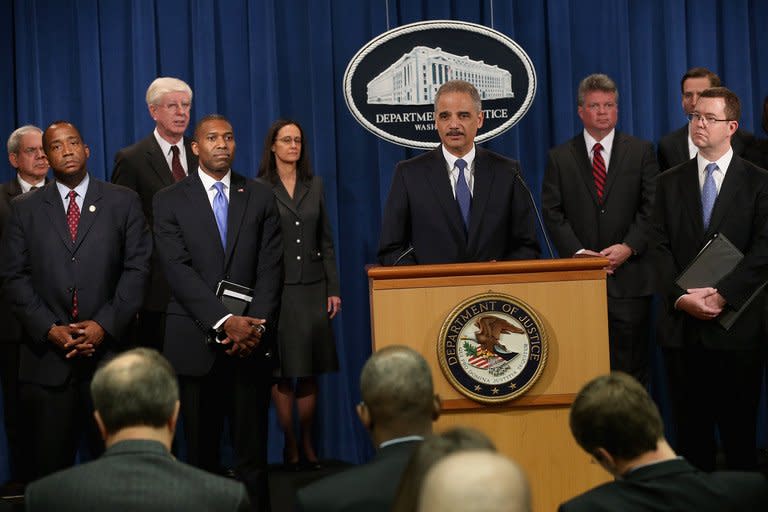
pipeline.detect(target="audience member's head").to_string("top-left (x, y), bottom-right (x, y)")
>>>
top-left (357, 346), bottom-right (440, 445)
top-left (146, 76), bottom-right (193, 144)
top-left (90, 348), bottom-right (180, 450)
top-left (417, 451), bottom-right (531, 512)
top-left (570, 372), bottom-right (672, 477)
top-left (680, 67), bottom-right (721, 115)
top-left (392, 427), bottom-right (496, 512)
top-left (7, 125), bottom-right (48, 185)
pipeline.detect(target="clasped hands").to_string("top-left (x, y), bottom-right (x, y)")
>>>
top-left (48, 320), bottom-right (105, 359)
top-left (676, 287), bottom-right (726, 321)
top-left (220, 315), bottom-right (266, 358)
top-left (576, 243), bottom-right (633, 274)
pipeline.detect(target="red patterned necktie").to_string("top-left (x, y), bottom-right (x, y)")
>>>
top-left (592, 142), bottom-right (606, 202)
top-left (170, 145), bottom-right (186, 182)
top-left (66, 190), bottom-right (80, 319)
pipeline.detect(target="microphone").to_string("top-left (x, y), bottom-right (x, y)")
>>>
top-left (392, 245), bottom-right (415, 266)
top-left (515, 172), bottom-right (554, 259)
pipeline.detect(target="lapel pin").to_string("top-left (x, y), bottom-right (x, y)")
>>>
top-left (237, 188), bottom-right (244, 192)
top-left (89, 205), bottom-right (96, 212)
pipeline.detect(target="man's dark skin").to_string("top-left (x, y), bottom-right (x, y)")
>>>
top-left (191, 118), bottom-right (265, 357)
top-left (42, 123), bottom-right (105, 359)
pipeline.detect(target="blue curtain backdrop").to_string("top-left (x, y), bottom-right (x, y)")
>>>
top-left (2, 0), bottom-right (768, 480)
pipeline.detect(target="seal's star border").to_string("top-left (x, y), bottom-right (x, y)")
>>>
top-left (436, 292), bottom-right (548, 404)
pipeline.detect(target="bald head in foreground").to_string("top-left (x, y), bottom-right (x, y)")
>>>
top-left (418, 451), bottom-right (531, 512)
top-left (297, 345), bottom-right (440, 512)
top-left (559, 372), bottom-right (768, 511)
top-left (25, 348), bottom-right (251, 512)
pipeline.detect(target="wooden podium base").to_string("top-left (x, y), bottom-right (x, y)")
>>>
top-left (369, 259), bottom-right (611, 511)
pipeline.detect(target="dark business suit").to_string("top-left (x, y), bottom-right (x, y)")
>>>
top-left (377, 146), bottom-right (540, 265)
top-left (153, 171), bottom-right (282, 510)
top-left (652, 155), bottom-right (768, 470)
top-left (256, 175), bottom-right (340, 376)
top-left (0, 177), bottom-right (45, 483)
top-left (559, 458), bottom-right (768, 512)
top-left (25, 439), bottom-right (251, 512)
top-left (296, 440), bottom-right (420, 512)
top-left (542, 132), bottom-right (657, 383)
top-left (657, 124), bottom-right (754, 171)
top-left (112, 134), bottom-right (198, 349)
top-left (0, 177), bottom-right (151, 478)
top-left (744, 138), bottom-right (768, 170)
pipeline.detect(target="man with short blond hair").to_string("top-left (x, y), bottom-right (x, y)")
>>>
top-left (112, 76), bottom-right (198, 352)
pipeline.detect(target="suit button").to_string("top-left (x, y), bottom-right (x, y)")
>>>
top-left (600, 209), bottom-right (606, 214)
top-left (296, 256), bottom-right (301, 260)
top-left (71, 257), bottom-right (76, 262)
top-left (295, 221), bottom-right (300, 226)
top-left (296, 238), bottom-right (301, 244)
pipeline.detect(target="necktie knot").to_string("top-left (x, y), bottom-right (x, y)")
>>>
top-left (705, 162), bottom-right (718, 176)
top-left (213, 181), bottom-right (226, 195)
top-left (455, 158), bottom-right (467, 172)
top-left (593, 142), bottom-right (603, 154)
top-left (68, 190), bottom-right (77, 200)
top-left (170, 145), bottom-right (180, 156)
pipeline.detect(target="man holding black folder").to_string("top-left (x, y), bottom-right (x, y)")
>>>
top-left (652, 87), bottom-right (768, 471)
top-left (153, 114), bottom-right (283, 509)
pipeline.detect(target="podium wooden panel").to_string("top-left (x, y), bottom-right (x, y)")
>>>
top-left (368, 258), bottom-right (611, 512)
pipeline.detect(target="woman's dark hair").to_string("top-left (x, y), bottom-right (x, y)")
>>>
top-left (257, 119), bottom-right (313, 183)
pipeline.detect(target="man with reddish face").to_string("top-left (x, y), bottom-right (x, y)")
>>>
top-left (0, 125), bottom-right (49, 491)
top-left (378, 80), bottom-right (540, 265)
top-left (153, 115), bottom-right (282, 510)
top-left (653, 87), bottom-right (768, 472)
top-left (112, 77), bottom-right (198, 354)
top-left (542, 74), bottom-right (658, 386)
top-left (0, 121), bottom-right (151, 480)
top-left (658, 67), bottom-right (753, 171)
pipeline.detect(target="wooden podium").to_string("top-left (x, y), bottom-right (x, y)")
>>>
top-left (367, 258), bottom-right (611, 511)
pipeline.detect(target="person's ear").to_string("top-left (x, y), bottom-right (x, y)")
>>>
top-left (356, 401), bottom-right (372, 431)
top-left (593, 447), bottom-right (617, 475)
top-left (168, 400), bottom-right (180, 434)
top-left (93, 411), bottom-right (108, 442)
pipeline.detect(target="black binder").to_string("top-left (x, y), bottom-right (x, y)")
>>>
top-left (209, 280), bottom-right (254, 344)
top-left (675, 233), bottom-right (766, 330)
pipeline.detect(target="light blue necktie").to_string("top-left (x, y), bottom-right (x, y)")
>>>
top-left (701, 162), bottom-right (718, 229)
top-left (455, 158), bottom-right (471, 229)
top-left (212, 181), bottom-right (228, 248)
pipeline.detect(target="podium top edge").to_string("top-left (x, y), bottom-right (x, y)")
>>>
top-left (366, 257), bottom-right (609, 279)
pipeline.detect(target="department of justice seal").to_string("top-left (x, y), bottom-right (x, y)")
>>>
top-left (437, 293), bottom-right (548, 404)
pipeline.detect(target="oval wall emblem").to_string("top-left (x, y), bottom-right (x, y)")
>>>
top-left (343, 20), bottom-right (537, 149)
top-left (437, 292), bottom-right (548, 404)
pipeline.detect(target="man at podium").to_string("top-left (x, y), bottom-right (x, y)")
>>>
top-left (377, 80), bottom-right (540, 265)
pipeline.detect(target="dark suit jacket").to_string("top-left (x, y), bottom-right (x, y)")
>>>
top-left (541, 132), bottom-right (658, 297)
top-left (0, 178), bottom-right (151, 386)
top-left (112, 133), bottom-right (198, 311)
top-left (658, 124), bottom-right (754, 171)
top-left (377, 146), bottom-right (540, 265)
top-left (559, 458), bottom-right (768, 512)
top-left (744, 138), bottom-right (768, 170)
top-left (652, 156), bottom-right (768, 350)
top-left (257, 176), bottom-right (339, 293)
top-left (0, 178), bottom-right (28, 344)
top-left (153, 171), bottom-right (283, 376)
top-left (296, 440), bottom-right (420, 512)
top-left (25, 439), bottom-right (251, 512)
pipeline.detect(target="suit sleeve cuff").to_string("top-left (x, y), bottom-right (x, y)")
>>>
top-left (213, 313), bottom-right (233, 331)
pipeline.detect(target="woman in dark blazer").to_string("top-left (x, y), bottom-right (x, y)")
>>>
top-left (745, 96), bottom-right (768, 169)
top-left (257, 119), bottom-right (341, 467)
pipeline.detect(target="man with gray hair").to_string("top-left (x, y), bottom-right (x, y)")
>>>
top-left (112, 76), bottom-right (198, 351)
top-left (542, 73), bottom-right (658, 385)
top-left (24, 348), bottom-right (251, 511)
top-left (418, 451), bottom-right (531, 512)
top-left (0, 125), bottom-right (49, 492)
top-left (297, 345), bottom-right (441, 512)
top-left (378, 79), bottom-right (540, 265)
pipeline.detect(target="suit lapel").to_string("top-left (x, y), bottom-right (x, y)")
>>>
top-left (673, 126), bottom-right (691, 166)
top-left (272, 179), bottom-right (301, 216)
top-left (467, 148), bottom-right (493, 246)
top-left (183, 173), bottom-right (224, 258)
top-left (73, 179), bottom-right (103, 252)
top-left (43, 182), bottom-right (75, 253)
top-left (705, 157), bottom-right (743, 238)
top-left (676, 160), bottom-right (706, 241)
top-left (604, 132), bottom-right (628, 201)
top-left (224, 173), bottom-right (249, 267)
top-left (145, 135), bottom-right (175, 187)
top-left (570, 135), bottom-right (600, 206)
top-left (424, 148), bottom-right (467, 244)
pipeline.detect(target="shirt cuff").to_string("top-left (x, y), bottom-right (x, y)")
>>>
top-left (213, 313), bottom-right (233, 331)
